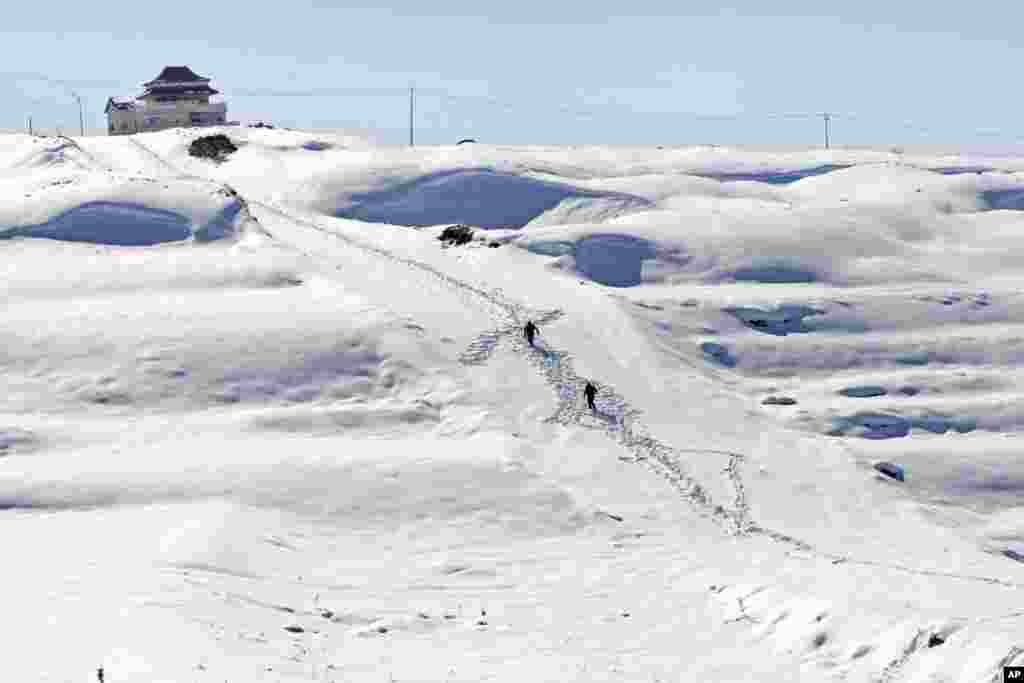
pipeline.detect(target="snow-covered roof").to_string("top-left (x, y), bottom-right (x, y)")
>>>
top-left (104, 97), bottom-right (141, 113)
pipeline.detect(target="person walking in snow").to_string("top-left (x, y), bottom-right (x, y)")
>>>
top-left (584, 381), bottom-right (597, 412)
top-left (524, 320), bottom-right (539, 347)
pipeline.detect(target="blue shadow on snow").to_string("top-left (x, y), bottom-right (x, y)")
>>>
top-left (695, 164), bottom-right (851, 185)
top-left (335, 168), bottom-right (650, 229)
top-left (0, 201), bottom-right (241, 246)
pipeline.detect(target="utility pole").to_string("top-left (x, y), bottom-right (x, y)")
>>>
top-left (28, 116), bottom-right (33, 136)
top-left (822, 112), bottom-right (831, 149)
top-left (73, 92), bottom-right (84, 136)
top-left (409, 85), bottom-right (415, 147)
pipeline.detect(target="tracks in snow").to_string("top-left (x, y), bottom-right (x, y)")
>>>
top-left (252, 200), bottom-right (750, 533)
top-left (256, 202), bottom-right (1024, 590)
top-left (117, 141), bottom-right (1024, 593)
top-left (127, 137), bottom-right (184, 177)
top-left (519, 328), bottom-right (743, 533)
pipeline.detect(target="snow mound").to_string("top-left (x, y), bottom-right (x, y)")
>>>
top-left (0, 201), bottom-right (242, 246)
top-left (724, 304), bottom-right (825, 335)
top-left (0, 136), bottom-right (99, 174)
top-left (697, 163), bottom-right (852, 184)
top-left (527, 233), bottom-right (659, 287)
top-left (980, 188), bottom-right (1024, 210)
top-left (1, 436), bottom-right (588, 540)
top-left (515, 165), bottom-right (1024, 287)
top-left (827, 412), bottom-right (978, 439)
top-left (1, 238), bottom-right (304, 299)
top-left (334, 168), bottom-right (651, 229)
top-left (0, 170), bottom-right (248, 245)
top-left (0, 428), bottom-right (39, 455)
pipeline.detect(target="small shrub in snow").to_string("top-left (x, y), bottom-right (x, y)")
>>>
top-left (188, 134), bottom-right (238, 162)
top-left (438, 224), bottom-right (474, 247)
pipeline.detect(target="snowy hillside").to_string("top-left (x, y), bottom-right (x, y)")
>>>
top-left (3, 127), bottom-right (1024, 682)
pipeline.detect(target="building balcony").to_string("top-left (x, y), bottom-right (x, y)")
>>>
top-left (139, 101), bottom-right (227, 113)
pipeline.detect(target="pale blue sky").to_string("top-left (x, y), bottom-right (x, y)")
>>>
top-left (3, 1), bottom-right (1022, 147)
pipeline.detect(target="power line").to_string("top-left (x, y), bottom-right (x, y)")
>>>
top-left (229, 86), bottom-right (414, 97)
top-left (9, 68), bottom-right (1024, 145)
top-left (0, 71), bottom-right (126, 90)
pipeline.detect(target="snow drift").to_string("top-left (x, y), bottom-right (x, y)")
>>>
top-left (518, 164), bottom-right (1024, 287)
top-left (5, 130), bottom-right (1024, 682)
top-left (0, 168), bottom-right (249, 245)
top-left (332, 167), bottom-right (652, 229)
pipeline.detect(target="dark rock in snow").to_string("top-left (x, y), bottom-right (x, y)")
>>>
top-left (927, 633), bottom-right (945, 647)
top-left (873, 461), bottom-right (905, 482)
top-left (0, 428), bottom-right (38, 454)
top-left (1003, 549), bottom-right (1024, 563)
top-left (283, 625), bottom-right (305, 633)
top-left (762, 396), bottom-right (797, 406)
top-left (701, 342), bottom-right (737, 367)
top-left (839, 386), bottom-right (887, 398)
top-left (724, 304), bottom-right (824, 336)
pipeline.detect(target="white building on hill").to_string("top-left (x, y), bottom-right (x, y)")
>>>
top-left (105, 66), bottom-right (230, 135)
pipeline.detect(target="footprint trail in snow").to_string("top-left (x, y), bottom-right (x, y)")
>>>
top-left (120, 145), bottom-right (1023, 593)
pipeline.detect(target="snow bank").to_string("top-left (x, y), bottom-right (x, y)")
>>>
top-left (0, 169), bottom-right (248, 245)
top-left (0, 434), bottom-right (589, 540)
top-left (331, 168), bottom-right (651, 229)
top-left (516, 164), bottom-right (1024, 287)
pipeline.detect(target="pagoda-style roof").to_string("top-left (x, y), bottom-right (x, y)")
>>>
top-left (104, 97), bottom-right (141, 114)
top-left (138, 65), bottom-right (219, 99)
top-left (143, 66), bottom-right (210, 87)
top-left (139, 83), bottom-right (220, 99)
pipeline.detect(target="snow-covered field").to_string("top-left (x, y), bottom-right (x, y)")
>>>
top-left (3, 127), bottom-right (1024, 681)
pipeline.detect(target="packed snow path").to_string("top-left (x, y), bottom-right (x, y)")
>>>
top-left (260, 205), bottom-right (1024, 592)
top-left (249, 198), bottom-right (750, 534)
